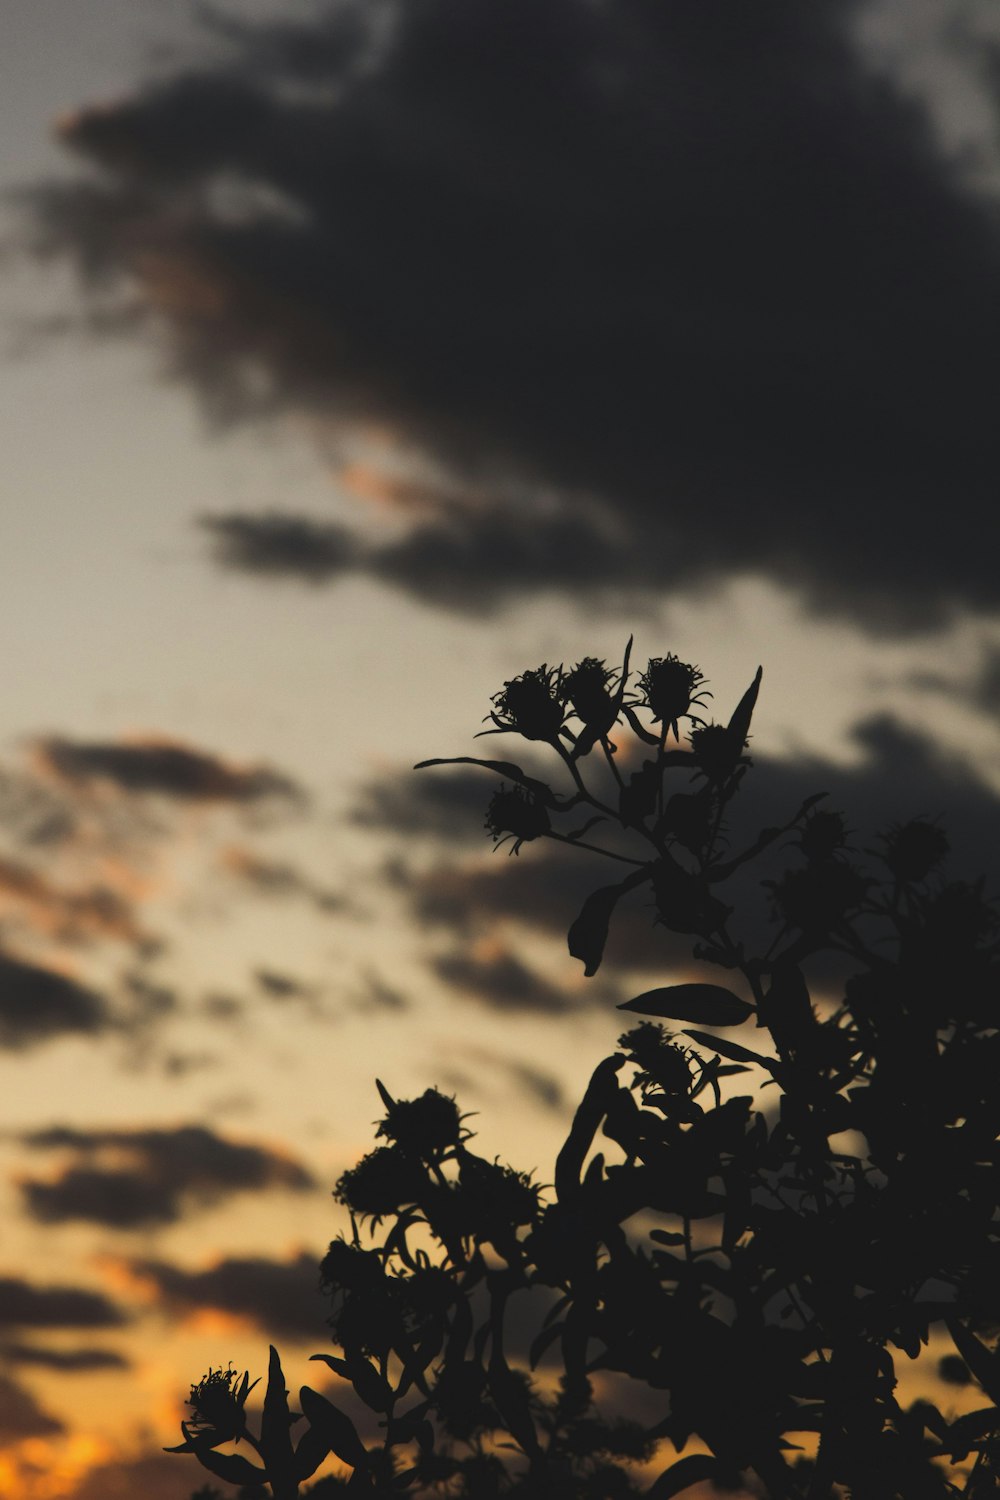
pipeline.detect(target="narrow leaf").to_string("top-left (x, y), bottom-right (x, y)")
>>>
top-left (684, 1030), bottom-right (776, 1068)
top-left (646, 1454), bottom-right (741, 1497)
top-left (618, 983), bottom-right (752, 1026)
top-left (726, 665), bottom-right (763, 747)
top-left (414, 757), bottom-right (556, 805)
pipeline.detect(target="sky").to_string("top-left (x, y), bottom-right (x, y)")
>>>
top-left (2, 1), bottom-right (1000, 1495)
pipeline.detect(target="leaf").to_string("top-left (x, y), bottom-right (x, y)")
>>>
top-left (645, 1453), bottom-right (742, 1496)
top-left (618, 983), bottom-right (752, 1026)
top-left (262, 1346), bottom-right (295, 1488)
top-left (568, 868), bottom-right (649, 976)
top-left (726, 665), bottom-right (763, 747)
top-left (310, 1352), bottom-right (352, 1379)
top-left (413, 757), bottom-right (556, 805)
top-left (568, 882), bottom-right (624, 977)
top-left (945, 1320), bottom-right (1000, 1405)
top-left (529, 1320), bottom-right (564, 1368)
top-left (555, 1054), bottom-right (623, 1198)
top-left (684, 1030), bottom-right (776, 1069)
top-left (194, 1448), bottom-right (268, 1487)
top-left (299, 1386), bottom-right (368, 1470)
top-left (488, 1353), bottom-right (540, 1456)
top-left (293, 1421), bottom-right (332, 1483)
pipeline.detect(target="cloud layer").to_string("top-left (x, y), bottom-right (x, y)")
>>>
top-left (20, 0), bottom-right (1000, 630)
top-left (18, 1124), bottom-right (316, 1228)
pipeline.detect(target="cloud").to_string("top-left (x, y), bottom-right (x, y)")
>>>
top-left (200, 512), bottom-right (360, 582)
top-left (0, 1343), bottom-right (129, 1372)
top-left (121, 1250), bottom-right (326, 1342)
top-left (0, 855), bottom-right (147, 947)
top-left (0, 1373), bottom-right (64, 1446)
top-left (431, 939), bottom-right (601, 1015)
top-left (35, 735), bottom-right (303, 805)
top-left (351, 763), bottom-right (499, 844)
top-left (60, 1450), bottom-right (195, 1500)
top-left (18, 1124), bottom-right (316, 1229)
top-left (0, 1276), bottom-right (125, 1330)
top-left (19, 0), bottom-right (1000, 630)
top-left (221, 845), bottom-right (347, 911)
top-left (0, 950), bottom-right (107, 1049)
top-left (377, 710), bottom-right (1000, 1005)
top-left (253, 966), bottom-right (312, 1000)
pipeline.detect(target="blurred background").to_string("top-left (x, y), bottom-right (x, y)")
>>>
top-left (3, 1), bottom-right (1000, 1493)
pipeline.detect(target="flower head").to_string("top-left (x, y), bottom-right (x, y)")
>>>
top-left (879, 818), bottom-right (949, 884)
top-left (797, 809), bottom-right (849, 862)
top-left (560, 656), bottom-right (618, 734)
top-left (376, 1087), bottom-right (463, 1158)
top-left (485, 783), bottom-right (551, 853)
top-left (637, 655), bottom-right (710, 737)
top-left (488, 665), bottom-right (565, 742)
top-left (618, 1022), bottom-right (693, 1097)
top-left (334, 1145), bottom-right (429, 1219)
top-left (689, 722), bottom-right (742, 783)
top-left (186, 1364), bottom-right (257, 1443)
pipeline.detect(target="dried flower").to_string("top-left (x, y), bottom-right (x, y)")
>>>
top-left (334, 1146), bottom-right (428, 1218)
top-left (487, 665), bottom-right (565, 742)
top-left (186, 1364), bottom-right (257, 1444)
top-left (560, 657), bottom-right (618, 735)
top-left (797, 809), bottom-right (849, 862)
top-left (689, 722), bottom-right (742, 782)
top-left (637, 655), bottom-right (710, 737)
top-left (879, 819), bottom-right (949, 884)
top-left (485, 784), bottom-right (551, 852)
top-left (376, 1087), bottom-right (462, 1157)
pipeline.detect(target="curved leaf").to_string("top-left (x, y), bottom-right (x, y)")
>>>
top-left (413, 757), bottom-right (556, 805)
top-left (727, 665), bottom-right (763, 747)
top-left (294, 1421), bottom-right (332, 1483)
top-left (195, 1448), bottom-right (268, 1487)
top-left (684, 1029), bottom-right (776, 1069)
top-left (646, 1454), bottom-right (742, 1497)
top-left (569, 868), bottom-right (649, 976)
top-left (299, 1386), bottom-right (368, 1469)
top-left (618, 982), bottom-right (752, 1026)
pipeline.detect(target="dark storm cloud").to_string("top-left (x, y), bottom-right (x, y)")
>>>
top-left (1, 1343), bottom-right (129, 1372)
top-left (127, 1251), bottom-right (325, 1342)
top-left (18, 1124), bottom-right (315, 1228)
top-left (0, 1373), bottom-right (64, 1446)
top-left (20, 0), bottom-right (1000, 630)
top-left (0, 950), bottom-right (107, 1049)
top-left (36, 735), bottom-right (302, 804)
top-left (0, 1276), bottom-right (125, 1330)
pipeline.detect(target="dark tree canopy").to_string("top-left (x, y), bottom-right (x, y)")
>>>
top-left (176, 644), bottom-right (1000, 1499)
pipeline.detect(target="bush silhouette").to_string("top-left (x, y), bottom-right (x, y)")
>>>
top-left (175, 644), bottom-right (1000, 1498)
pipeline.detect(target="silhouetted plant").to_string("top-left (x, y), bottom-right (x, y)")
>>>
top-left (177, 642), bottom-right (1000, 1498)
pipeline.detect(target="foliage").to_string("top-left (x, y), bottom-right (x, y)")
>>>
top-left (178, 641), bottom-right (1000, 1498)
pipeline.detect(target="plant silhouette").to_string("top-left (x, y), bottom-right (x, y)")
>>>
top-left (175, 643), bottom-right (1000, 1498)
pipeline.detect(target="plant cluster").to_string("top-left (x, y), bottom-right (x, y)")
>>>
top-left (177, 643), bottom-right (1000, 1498)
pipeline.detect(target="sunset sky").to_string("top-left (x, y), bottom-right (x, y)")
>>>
top-left (3, 1), bottom-right (1000, 1495)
